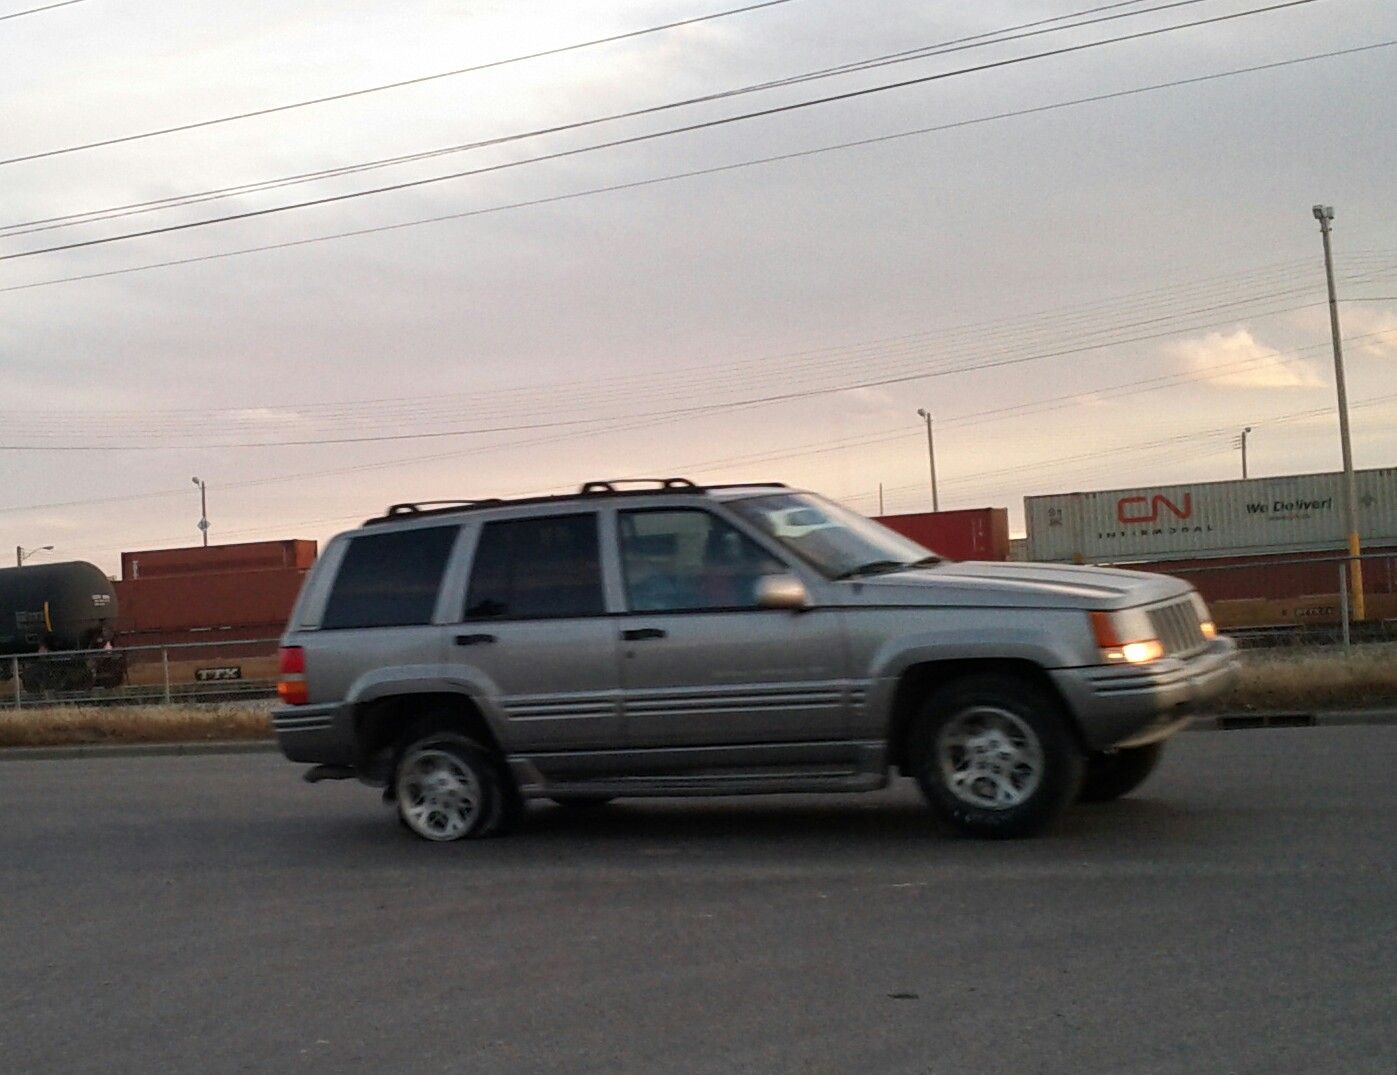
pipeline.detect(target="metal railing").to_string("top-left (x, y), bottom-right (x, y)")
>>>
top-left (2, 637), bottom-right (281, 710)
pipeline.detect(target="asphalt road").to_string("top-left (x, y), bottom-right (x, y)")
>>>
top-left (1, 727), bottom-right (1393, 1075)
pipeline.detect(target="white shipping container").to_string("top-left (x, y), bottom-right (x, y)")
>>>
top-left (1024, 467), bottom-right (1397, 563)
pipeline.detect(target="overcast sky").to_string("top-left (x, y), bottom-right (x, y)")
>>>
top-left (5, 0), bottom-right (1396, 575)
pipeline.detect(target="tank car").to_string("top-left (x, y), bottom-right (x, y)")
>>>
top-left (0, 561), bottom-right (125, 691)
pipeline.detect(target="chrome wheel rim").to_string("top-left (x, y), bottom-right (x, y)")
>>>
top-left (397, 747), bottom-right (484, 840)
top-left (937, 706), bottom-right (1044, 810)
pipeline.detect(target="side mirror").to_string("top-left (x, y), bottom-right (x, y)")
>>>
top-left (755, 573), bottom-right (810, 611)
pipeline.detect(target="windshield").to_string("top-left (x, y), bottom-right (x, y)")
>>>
top-left (728, 492), bottom-right (943, 579)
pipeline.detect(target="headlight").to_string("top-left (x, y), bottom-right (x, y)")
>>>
top-left (1089, 610), bottom-right (1165, 664)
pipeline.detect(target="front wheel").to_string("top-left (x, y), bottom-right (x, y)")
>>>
top-left (911, 675), bottom-right (1084, 839)
top-left (1078, 742), bottom-right (1165, 803)
top-left (393, 732), bottom-right (505, 842)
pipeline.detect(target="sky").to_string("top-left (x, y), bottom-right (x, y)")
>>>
top-left (4, 0), bottom-right (1396, 576)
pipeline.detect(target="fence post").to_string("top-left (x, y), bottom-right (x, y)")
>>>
top-left (1338, 562), bottom-right (1351, 653)
top-left (11, 656), bottom-right (19, 711)
top-left (162, 648), bottom-right (171, 705)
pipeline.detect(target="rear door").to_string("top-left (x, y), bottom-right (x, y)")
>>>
top-left (444, 511), bottom-right (622, 769)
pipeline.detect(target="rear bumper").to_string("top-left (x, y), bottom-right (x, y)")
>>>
top-left (272, 703), bottom-right (355, 765)
top-left (1051, 637), bottom-right (1240, 750)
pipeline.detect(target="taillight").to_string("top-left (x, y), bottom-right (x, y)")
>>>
top-left (277, 646), bottom-right (308, 705)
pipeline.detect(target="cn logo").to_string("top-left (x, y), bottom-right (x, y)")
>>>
top-left (1117, 493), bottom-right (1192, 524)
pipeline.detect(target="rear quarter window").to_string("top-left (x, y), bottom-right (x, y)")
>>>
top-left (320, 525), bottom-right (458, 629)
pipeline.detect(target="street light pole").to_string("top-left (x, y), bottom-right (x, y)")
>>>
top-left (192, 476), bottom-right (209, 547)
top-left (1240, 426), bottom-right (1252, 480)
top-left (1313, 204), bottom-right (1364, 621)
top-left (16, 544), bottom-right (54, 566)
top-left (916, 408), bottom-right (939, 512)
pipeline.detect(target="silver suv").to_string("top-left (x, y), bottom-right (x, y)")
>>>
top-left (273, 479), bottom-right (1238, 840)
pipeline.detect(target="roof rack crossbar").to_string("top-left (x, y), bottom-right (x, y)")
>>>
top-left (580, 478), bottom-right (699, 495)
top-left (384, 499), bottom-right (503, 517)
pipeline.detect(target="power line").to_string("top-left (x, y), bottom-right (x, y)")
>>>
top-left (4, 254), bottom-right (1390, 444)
top-left (6, 43), bottom-right (1382, 297)
top-left (0, 0), bottom-right (1327, 262)
top-left (0, 0), bottom-right (1214, 236)
top-left (0, 0), bottom-right (88, 20)
top-left (0, 0), bottom-right (798, 166)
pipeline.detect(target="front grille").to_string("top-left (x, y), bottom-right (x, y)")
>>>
top-left (1148, 598), bottom-right (1207, 656)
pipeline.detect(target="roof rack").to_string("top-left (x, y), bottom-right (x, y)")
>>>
top-left (580, 478), bottom-right (699, 495)
top-left (383, 499), bottom-right (504, 517)
top-left (360, 479), bottom-right (792, 527)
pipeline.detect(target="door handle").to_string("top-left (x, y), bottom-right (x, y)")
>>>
top-left (621, 627), bottom-right (667, 641)
top-left (454, 633), bottom-right (497, 646)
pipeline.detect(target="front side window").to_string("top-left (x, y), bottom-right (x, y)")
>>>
top-left (619, 509), bottom-right (785, 613)
top-left (465, 514), bottom-right (603, 620)
top-left (321, 526), bottom-right (458, 629)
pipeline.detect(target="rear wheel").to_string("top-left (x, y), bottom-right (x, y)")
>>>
top-left (1078, 742), bottom-right (1165, 803)
top-left (911, 674), bottom-right (1084, 839)
top-left (393, 732), bottom-right (504, 841)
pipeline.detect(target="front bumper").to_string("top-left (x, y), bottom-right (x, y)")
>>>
top-left (1051, 637), bottom-right (1240, 750)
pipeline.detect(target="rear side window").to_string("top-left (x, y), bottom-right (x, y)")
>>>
top-left (320, 526), bottom-right (458, 629)
top-left (465, 514), bottom-right (603, 620)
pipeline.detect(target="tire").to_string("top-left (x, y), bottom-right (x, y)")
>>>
top-left (911, 674), bottom-right (1084, 839)
top-left (1078, 742), bottom-right (1165, 803)
top-left (393, 732), bottom-right (505, 842)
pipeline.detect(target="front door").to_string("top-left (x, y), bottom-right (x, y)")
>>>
top-left (614, 507), bottom-right (850, 758)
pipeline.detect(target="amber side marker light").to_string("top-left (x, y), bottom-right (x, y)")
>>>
top-left (277, 646), bottom-right (308, 705)
top-left (1090, 612), bottom-right (1165, 664)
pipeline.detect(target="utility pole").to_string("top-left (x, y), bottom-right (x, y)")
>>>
top-left (916, 409), bottom-right (939, 512)
top-left (1313, 204), bottom-right (1364, 620)
top-left (1240, 426), bottom-right (1252, 479)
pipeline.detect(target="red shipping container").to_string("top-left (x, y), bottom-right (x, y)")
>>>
top-left (122, 539), bottom-right (316, 581)
top-left (876, 508), bottom-right (1010, 561)
top-left (114, 567), bottom-right (307, 633)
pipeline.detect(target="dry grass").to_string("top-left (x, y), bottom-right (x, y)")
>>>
top-left (1, 647), bottom-right (1393, 748)
top-left (0, 703), bottom-right (273, 749)
top-left (1200, 644), bottom-right (1397, 713)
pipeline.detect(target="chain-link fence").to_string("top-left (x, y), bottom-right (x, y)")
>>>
top-left (1, 637), bottom-right (279, 710)
top-left (1147, 550), bottom-right (1397, 651)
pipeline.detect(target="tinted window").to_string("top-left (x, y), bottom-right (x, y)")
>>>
top-left (465, 514), bottom-right (603, 620)
top-left (321, 526), bottom-right (458, 629)
top-left (619, 509), bottom-right (785, 612)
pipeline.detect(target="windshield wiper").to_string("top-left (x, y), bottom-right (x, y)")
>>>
top-left (834, 560), bottom-right (912, 580)
top-left (834, 556), bottom-right (942, 580)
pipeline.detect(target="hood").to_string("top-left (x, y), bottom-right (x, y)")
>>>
top-left (837, 559), bottom-right (1192, 611)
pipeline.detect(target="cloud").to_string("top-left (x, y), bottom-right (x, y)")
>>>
top-left (1169, 329), bottom-right (1323, 389)
top-left (1337, 305), bottom-right (1397, 359)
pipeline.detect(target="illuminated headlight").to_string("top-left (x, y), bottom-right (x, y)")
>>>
top-left (1190, 592), bottom-right (1218, 639)
top-left (1090, 610), bottom-right (1165, 664)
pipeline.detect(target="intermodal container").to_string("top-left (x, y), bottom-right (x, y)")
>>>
top-left (1024, 467), bottom-right (1397, 563)
top-left (876, 508), bottom-right (1010, 561)
top-left (122, 539), bottom-right (316, 581)
top-left (114, 567), bottom-right (307, 633)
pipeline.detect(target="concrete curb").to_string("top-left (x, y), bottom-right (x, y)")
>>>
top-left (0, 740), bottom-right (278, 761)
top-left (2, 710), bottom-right (1394, 761)
top-left (1187, 709), bottom-right (1397, 731)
